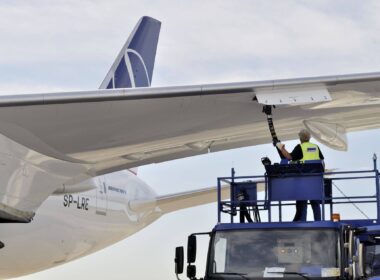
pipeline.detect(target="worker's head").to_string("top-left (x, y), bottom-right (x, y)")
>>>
top-left (298, 129), bottom-right (311, 143)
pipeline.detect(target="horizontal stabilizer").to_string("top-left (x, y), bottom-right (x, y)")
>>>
top-left (156, 182), bottom-right (264, 214)
top-left (156, 186), bottom-right (230, 214)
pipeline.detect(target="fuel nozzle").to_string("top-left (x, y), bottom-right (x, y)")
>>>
top-left (261, 157), bottom-right (272, 166)
top-left (262, 105), bottom-right (273, 115)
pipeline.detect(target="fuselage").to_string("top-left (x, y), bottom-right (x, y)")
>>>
top-left (0, 170), bottom-right (161, 279)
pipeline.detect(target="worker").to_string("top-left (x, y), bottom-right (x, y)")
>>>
top-left (237, 189), bottom-right (254, 223)
top-left (275, 129), bottom-right (324, 221)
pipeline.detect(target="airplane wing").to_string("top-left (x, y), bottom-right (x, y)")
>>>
top-left (0, 71), bottom-right (379, 174)
top-left (1, 72), bottom-right (380, 222)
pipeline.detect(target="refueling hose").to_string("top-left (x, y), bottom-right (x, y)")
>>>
top-left (262, 105), bottom-right (285, 159)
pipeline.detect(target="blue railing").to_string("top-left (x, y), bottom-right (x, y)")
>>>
top-left (216, 154), bottom-right (380, 224)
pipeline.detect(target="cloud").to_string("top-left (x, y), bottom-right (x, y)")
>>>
top-left (152, 0), bottom-right (380, 84)
top-left (0, 0), bottom-right (380, 87)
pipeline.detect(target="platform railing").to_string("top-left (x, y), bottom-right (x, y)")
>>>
top-left (216, 154), bottom-right (380, 224)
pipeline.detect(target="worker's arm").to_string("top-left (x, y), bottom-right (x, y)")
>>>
top-left (318, 147), bottom-right (326, 169)
top-left (276, 143), bottom-right (292, 160)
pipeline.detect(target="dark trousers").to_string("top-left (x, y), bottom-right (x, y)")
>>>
top-left (293, 201), bottom-right (307, 221)
top-left (239, 205), bottom-right (253, 223)
top-left (293, 200), bottom-right (321, 221)
top-left (310, 200), bottom-right (321, 221)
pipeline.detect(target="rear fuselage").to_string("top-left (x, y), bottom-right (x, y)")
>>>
top-left (0, 170), bottom-right (161, 279)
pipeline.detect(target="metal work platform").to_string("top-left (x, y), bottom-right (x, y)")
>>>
top-left (175, 154), bottom-right (380, 280)
top-left (216, 155), bottom-right (380, 224)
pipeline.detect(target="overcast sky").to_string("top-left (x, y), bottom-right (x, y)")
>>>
top-left (1, 0), bottom-right (380, 279)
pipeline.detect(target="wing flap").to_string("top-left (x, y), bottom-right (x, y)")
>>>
top-left (255, 85), bottom-right (331, 105)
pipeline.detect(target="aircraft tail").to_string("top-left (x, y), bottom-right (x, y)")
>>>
top-left (99, 16), bottom-right (161, 89)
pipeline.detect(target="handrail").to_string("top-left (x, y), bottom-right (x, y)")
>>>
top-left (217, 155), bottom-right (380, 224)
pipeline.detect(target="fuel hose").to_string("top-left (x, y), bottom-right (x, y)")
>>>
top-left (262, 105), bottom-right (285, 159)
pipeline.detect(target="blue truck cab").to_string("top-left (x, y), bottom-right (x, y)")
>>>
top-left (174, 155), bottom-right (380, 280)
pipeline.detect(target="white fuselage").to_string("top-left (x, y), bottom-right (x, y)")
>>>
top-left (0, 170), bottom-right (161, 279)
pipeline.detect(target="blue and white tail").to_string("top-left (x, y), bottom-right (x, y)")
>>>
top-left (99, 16), bottom-right (161, 89)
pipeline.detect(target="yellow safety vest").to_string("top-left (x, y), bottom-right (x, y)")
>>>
top-left (300, 142), bottom-right (320, 163)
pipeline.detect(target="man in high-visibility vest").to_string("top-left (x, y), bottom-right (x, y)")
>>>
top-left (276, 129), bottom-right (324, 221)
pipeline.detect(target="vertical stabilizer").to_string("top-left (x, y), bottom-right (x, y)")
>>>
top-left (99, 16), bottom-right (161, 89)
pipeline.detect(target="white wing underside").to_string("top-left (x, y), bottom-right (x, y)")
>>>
top-left (1, 72), bottom-right (380, 221)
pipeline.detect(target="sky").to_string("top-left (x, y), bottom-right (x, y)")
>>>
top-left (0, 0), bottom-right (380, 279)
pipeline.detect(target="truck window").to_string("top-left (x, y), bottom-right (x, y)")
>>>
top-left (214, 235), bottom-right (227, 273)
top-left (208, 229), bottom-right (340, 279)
top-left (365, 244), bottom-right (380, 277)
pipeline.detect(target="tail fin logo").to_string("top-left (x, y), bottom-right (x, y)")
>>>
top-left (124, 48), bottom-right (151, 88)
top-left (99, 16), bottom-right (161, 90)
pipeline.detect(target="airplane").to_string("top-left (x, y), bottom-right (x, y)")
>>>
top-left (0, 15), bottom-right (380, 279)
